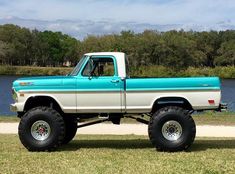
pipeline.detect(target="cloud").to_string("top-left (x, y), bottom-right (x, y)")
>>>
top-left (0, 0), bottom-right (235, 25)
top-left (0, 0), bottom-right (235, 39)
top-left (0, 16), bottom-right (235, 40)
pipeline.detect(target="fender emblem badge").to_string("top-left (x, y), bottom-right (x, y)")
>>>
top-left (19, 82), bottom-right (34, 86)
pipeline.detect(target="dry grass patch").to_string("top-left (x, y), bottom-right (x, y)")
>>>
top-left (0, 116), bottom-right (19, 122)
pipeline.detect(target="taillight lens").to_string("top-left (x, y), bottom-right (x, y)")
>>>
top-left (208, 100), bottom-right (215, 105)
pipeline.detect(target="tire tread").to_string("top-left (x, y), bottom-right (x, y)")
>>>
top-left (18, 106), bottom-right (65, 151)
top-left (148, 106), bottom-right (196, 152)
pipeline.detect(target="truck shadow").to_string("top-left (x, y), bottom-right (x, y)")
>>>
top-left (60, 139), bottom-right (153, 151)
top-left (59, 139), bottom-right (235, 152)
top-left (190, 139), bottom-right (235, 152)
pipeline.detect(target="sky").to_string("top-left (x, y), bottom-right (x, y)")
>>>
top-left (0, 0), bottom-right (235, 39)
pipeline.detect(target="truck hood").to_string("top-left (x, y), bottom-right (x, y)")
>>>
top-left (13, 76), bottom-right (75, 91)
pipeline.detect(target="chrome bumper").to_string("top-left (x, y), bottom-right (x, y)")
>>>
top-left (216, 103), bottom-right (228, 112)
top-left (10, 104), bottom-right (17, 112)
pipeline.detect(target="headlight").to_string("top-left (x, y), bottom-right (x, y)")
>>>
top-left (12, 88), bottom-right (18, 102)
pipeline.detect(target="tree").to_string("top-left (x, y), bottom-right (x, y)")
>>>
top-left (194, 31), bottom-right (221, 67)
top-left (215, 40), bottom-right (235, 66)
top-left (1, 24), bottom-right (235, 69)
top-left (0, 41), bottom-right (15, 65)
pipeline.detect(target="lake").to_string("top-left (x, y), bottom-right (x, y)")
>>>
top-left (1, 76), bottom-right (235, 116)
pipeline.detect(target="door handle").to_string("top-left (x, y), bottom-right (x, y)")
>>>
top-left (111, 79), bottom-right (119, 83)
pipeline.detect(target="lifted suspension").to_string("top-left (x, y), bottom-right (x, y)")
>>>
top-left (77, 114), bottom-right (150, 129)
top-left (125, 115), bottom-right (149, 124)
top-left (77, 118), bottom-right (109, 128)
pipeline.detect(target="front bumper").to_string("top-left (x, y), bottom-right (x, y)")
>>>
top-left (10, 104), bottom-right (18, 112)
top-left (10, 102), bottom-right (24, 112)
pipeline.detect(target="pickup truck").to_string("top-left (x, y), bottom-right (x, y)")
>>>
top-left (11, 52), bottom-right (225, 152)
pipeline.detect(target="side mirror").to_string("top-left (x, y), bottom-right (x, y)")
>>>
top-left (88, 75), bottom-right (93, 80)
top-left (88, 71), bottom-right (94, 80)
top-left (89, 66), bottom-right (96, 77)
top-left (87, 58), bottom-right (95, 78)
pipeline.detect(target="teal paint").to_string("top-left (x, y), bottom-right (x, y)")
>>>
top-left (13, 76), bottom-right (220, 93)
top-left (126, 77), bottom-right (220, 91)
top-left (13, 76), bottom-right (77, 92)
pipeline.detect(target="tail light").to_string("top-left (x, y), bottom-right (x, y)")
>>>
top-left (208, 100), bottom-right (215, 105)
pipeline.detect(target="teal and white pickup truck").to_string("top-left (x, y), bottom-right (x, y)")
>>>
top-left (11, 52), bottom-right (226, 152)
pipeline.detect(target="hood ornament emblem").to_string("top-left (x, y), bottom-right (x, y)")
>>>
top-left (19, 82), bottom-right (34, 86)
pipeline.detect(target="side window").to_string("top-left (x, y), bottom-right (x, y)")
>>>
top-left (82, 57), bottom-right (115, 76)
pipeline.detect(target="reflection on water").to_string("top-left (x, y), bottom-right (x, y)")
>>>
top-left (0, 76), bottom-right (234, 116)
top-left (221, 79), bottom-right (235, 111)
top-left (0, 76), bottom-right (19, 116)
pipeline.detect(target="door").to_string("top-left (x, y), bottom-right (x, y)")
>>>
top-left (76, 56), bottom-right (123, 113)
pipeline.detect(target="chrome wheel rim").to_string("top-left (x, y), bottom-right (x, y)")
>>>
top-left (31, 120), bottom-right (51, 141)
top-left (162, 120), bottom-right (182, 141)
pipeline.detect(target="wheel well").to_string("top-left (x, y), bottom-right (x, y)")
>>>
top-left (24, 96), bottom-right (63, 114)
top-left (151, 97), bottom-right (193, 113)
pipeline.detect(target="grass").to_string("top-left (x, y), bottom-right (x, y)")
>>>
top-left (119, 112), bottom-right (235, 125)
top-left (0, 134), bottom-right (235, 174)
top-left (2, 65), bottom-right (235, 78)
top-left (0, 116), bottom-right (19, 122)
top-left (130, 65), bottom-right (235, 78)
top-left (0, 66), bottom-right (72, 76)
top-left (193, 112), bottom-right (235, 125)
top-left (2, 112), bottom-right (235, 125)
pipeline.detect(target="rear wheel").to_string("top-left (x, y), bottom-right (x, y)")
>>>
top-left (148, 106), bottom-right (196, 152)
top-left (18, 107), bottom-right (65, 151)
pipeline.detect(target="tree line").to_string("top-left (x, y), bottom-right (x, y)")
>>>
top-left (0, 24), bottom-right (235, 69)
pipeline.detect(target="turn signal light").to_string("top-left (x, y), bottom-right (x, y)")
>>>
top-left (208, 100), bottom-right (215, 105)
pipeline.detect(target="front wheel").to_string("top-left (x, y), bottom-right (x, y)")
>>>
top-left (62, 117), bottom-right (77, 144)
top-left (18, 107), bottom-right (65, 151)
top-left (148, 106), bottom-right (196, 152)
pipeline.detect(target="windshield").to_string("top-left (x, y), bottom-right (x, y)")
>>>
top-left (69, 56), bottom-right (87, 76)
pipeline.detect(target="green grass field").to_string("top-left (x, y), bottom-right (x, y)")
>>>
top-left (192, 113), bottom-right (235, 125)
top-left (0, 134), bottom-right (235, 174)
top-left (0, 65), bottom-right (72, 76)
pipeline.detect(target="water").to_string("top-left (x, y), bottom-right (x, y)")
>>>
top-left (220, 79), bottom-right (235, 110)
top-left (0, 76), bottom-right (19, 116)
top-left (0, 76), bottom-right (235, 116)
